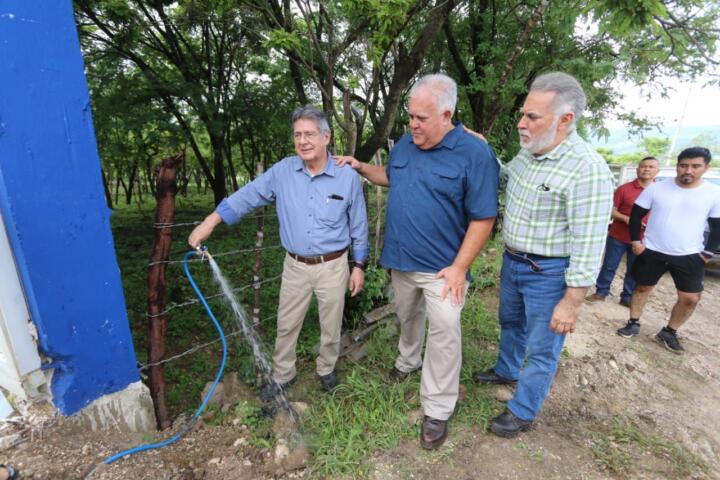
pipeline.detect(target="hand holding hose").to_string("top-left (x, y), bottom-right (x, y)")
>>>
top-left (188, 212), bottom-right (223, 250)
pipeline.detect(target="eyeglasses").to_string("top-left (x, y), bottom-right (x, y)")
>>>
top-left (293, 131), bottom-right (320, 141)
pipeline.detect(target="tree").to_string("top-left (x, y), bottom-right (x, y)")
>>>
top-left (439, 0), bottom-right (719, 159)
top-left (75, 0), bottom-right (282, 205)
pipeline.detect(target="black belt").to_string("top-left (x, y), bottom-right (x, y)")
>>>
top-left (505, 248), bottom-right (565, 261)
top-left (288, 247), bottom-right (348, 265)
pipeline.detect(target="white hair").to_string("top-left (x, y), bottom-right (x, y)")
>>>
top-left (410, 73), bottom-right (457, 115)
top-left (530, 72), bottom-right (587, 130)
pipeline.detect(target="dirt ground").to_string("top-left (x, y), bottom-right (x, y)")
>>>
top-left (2, 266), bottom-right (719, 479)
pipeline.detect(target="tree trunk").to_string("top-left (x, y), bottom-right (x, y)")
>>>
top-left (147, 153), bottom-right (183, 430)
top-left (101, 167), bottom-right (114, 210)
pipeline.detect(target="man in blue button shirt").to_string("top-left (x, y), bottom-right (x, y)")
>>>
top-left (336, 74), bottom-right (499, 449)
top-left (189, 106), bottom-right (368, 396)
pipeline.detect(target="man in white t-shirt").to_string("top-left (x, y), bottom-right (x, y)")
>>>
top-left (616, 147), bottom-right (720, 353)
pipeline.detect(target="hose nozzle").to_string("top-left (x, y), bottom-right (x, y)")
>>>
top-left (194, 245), bottom-right (213, 261)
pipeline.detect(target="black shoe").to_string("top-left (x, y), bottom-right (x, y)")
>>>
top-left (389, 366), bottom-right (420, 382)
top-left (420, 416), bottom-right (448, 450)
top-left (319, 371), bottom-right (339, 392)
top-left (655, 328), bottom-right (684, 354)
top-left (616, 320), bottom-right (640, 338)
top-left (472, 368), bottom-right (517, 385)
top-left (260, 376), bottom-right (296, 402)
top-left (489, 409), bottom-right (533, 438)
top-left (619, 297), bottom-right (632, 308)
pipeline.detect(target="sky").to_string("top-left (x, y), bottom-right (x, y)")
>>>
top-left (606, 74), bottom-right (720, 129)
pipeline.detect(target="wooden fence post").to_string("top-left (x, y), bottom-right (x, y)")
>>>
top-left (252, 162), bottom-right (265, 328)
top-left (147, 153), bottom-right (183, 430)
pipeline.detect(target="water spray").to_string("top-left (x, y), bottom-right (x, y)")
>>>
top-left (90, 246), bottom-right (298, 476)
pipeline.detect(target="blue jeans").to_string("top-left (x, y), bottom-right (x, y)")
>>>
top-left (494, 253), bottom-right (570, 421)
top-left (595, 236), bottom-right (636, 302)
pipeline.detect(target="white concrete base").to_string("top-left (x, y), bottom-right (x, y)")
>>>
top-left (69, 381), bottom-right (156, 432)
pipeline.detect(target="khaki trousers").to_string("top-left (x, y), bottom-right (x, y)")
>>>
top-left (392, 270), bottom-right (468, 420)
top-left (272, 251), bottom-right (349, 383)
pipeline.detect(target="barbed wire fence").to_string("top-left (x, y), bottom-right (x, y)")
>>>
top-left (141, 214), bottom-right (385, 368)
top-left (140, 153), bottom-right (388, 426)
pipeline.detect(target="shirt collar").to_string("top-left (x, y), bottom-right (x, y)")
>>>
top-left (632, 178), bottom-right (643, 189)
top-left (527, 130), bottom-right (579, 162)
top-left (410, 122), bottom-right (464, 151)
top-left (293, 154), bottom-right (335, 177)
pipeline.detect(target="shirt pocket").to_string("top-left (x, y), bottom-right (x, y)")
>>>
top-left (318, 198), bottom-right (348, 226)
top-left (430, 164), bottom-right (462, 199)
top-left (531, 188), bottom-right (563, 222)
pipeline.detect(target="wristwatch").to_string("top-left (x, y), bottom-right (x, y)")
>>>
top-left (353, 261), bottom-right (367, 271)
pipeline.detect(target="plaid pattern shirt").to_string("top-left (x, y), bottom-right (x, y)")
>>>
top-left (503, 131), bottom-right (614, 287)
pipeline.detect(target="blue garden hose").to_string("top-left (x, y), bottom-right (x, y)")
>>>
top-left (102, 249), bottom-right (227, 465)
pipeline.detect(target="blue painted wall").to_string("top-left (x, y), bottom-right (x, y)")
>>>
top-left (0, 2), bottom-right (140, 414)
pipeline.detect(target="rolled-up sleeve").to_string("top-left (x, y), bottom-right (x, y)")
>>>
top-left (565, 163), bottom-right (614, 286)
top-left (215, 167), bottom-right (277, 225)
top-left (347, 173), bottom-right (369, 262)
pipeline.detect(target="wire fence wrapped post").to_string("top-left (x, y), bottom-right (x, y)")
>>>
top-left (147, 153), bottom-right (183, 430)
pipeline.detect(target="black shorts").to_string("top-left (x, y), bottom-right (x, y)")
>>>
top-left (631, 248), bottom-right (705, 293)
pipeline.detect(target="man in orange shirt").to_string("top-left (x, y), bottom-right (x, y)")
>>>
top-left (586, 157), bottom-right (659, 306)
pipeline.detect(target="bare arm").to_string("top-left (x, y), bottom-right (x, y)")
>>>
top-left (610, 207), bottom-right (629, 224)
top-left (436, 218), bottom-right (496, 305)
top-left (549, 286), bottom-right (588, 334)
top-left (334, 155), bottom-right (390, 187)
top-left (188, 212), bottom-right (223, 249)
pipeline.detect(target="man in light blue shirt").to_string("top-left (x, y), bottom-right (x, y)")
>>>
top-left (189, 106), bottom-right (368, 396)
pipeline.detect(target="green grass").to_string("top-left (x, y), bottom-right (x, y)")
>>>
top-left (590, 417), bottom-right (710, 478)
top-left (111, 192), bottom-right (503, 477)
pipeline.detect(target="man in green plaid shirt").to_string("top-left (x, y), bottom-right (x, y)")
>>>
top-left (472, 72), bottom-right (614, 437)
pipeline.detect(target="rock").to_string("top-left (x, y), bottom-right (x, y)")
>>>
top-left (0, 433), bottom-right (22, 451)
top-left (346, 342), bottom-right (369, 361)
top-left (233, 438), bottom-right (248, 448)
top-left (608, 360), bottom-right (619, 371)
top-left (243, 460), bottom-right (252, 467)
top-left (289, 402), bottom-right (309, 416)
top-left (208, 457), bottom-right (221, 466)
top-left (201, 381), bottom-right (225, 407)
top-left (273, 410), bottom-right (298, 440)
top-left (269, 443), bottom-right (310, 474)
top-left (275, 442), bottom-right (290, 463)
top-left (493, 384), bottom-right (515, 403)
top-left (579, 376), bottom-right (589, 386)
top-left (223, 372), bottom-right (253, 407)
top-left (408, 409), bottom-right (424, 427)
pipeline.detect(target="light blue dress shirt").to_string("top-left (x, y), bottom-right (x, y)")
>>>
top-left (216, 155), bottom-right (368, 262)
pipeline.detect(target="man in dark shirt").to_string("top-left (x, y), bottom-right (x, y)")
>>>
top-left (336, 73), bottom-right (499, 449)
top-left (586, 157), bottom-right (658, 306)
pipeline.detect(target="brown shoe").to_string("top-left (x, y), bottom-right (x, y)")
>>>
top-left (420, 416), bottom-right (448, 450)
top-left (585, 293), bottom-right (606, 303)
top-left (389, 366), bottom-right (420, 382)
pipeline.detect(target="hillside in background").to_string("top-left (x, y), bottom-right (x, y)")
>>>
top-left (591, 124), bottom-right (720, 158)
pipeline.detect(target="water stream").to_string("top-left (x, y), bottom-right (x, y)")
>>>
top-left (206, 254), bottom-right (298, 422)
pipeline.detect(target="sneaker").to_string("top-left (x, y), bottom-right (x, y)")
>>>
top-left (655, 328), bottom-right (685, 354)
top-left (619, 297), bottom-right (632, 308)
top-left (616, 320), bottom-right (640, 338)
top-left (585, 293), bottom-right (606, 303)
